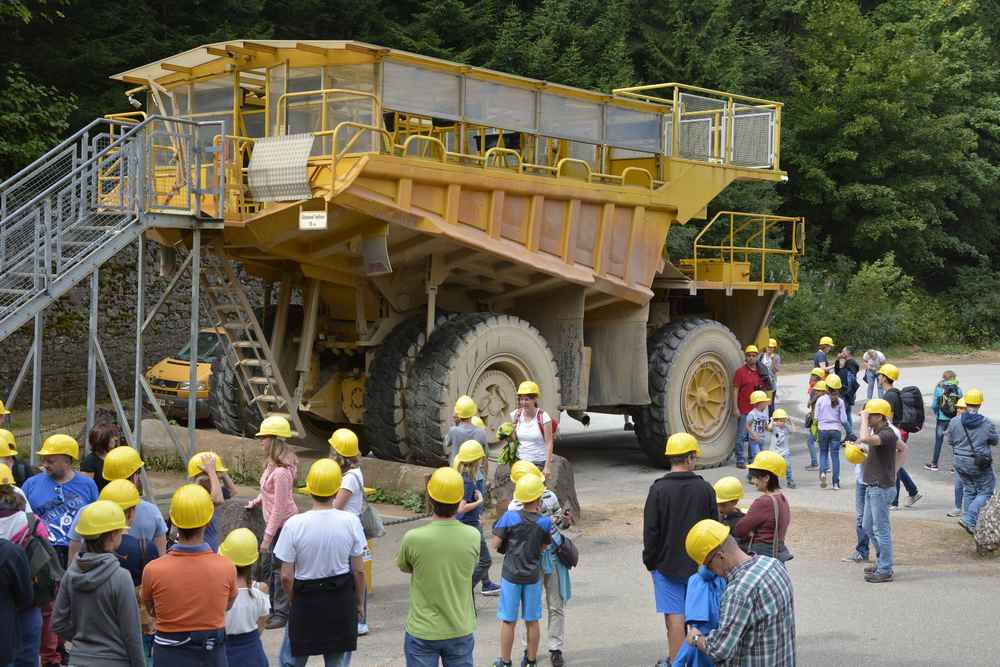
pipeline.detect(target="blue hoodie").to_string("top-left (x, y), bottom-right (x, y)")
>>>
top-left (672, 566), bottom-right (726, 667)
top-left (948, 411), bottom-right (999, 463)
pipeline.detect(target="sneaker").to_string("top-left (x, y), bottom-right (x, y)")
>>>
top-left (842, 552), bottom-right (866, 563)
top-left (865, 571), bottom-right (893, 583)
top-left (924, 463), bottom-right (939, 471)
top-left (264, 614), bottom-right (287, 630)
top-left (832, 483), bottom-right (841, 491)
top-left (946, 509), bottom-right (962, 518)
top-left (520, 652), bottom-right (537, 667)
top-left (550, 651), bottom-right (565, 667)
top-left (493, 660), bottom-right (512, 667)
top-left (357, 622), bottom-right (369, 636)
top-left (820, 472), bottom-right (828, 488)
top-left (805, 464), bottom-right (819, 471)
top-left (958, 520), bottom-right (975, 536)
top-left (654, 661), bottom-right (671, 667)
top-left (905, 492), bottom-right (923, 507)
top-left (864, 565), bottom-right (877, 574)
top-left (786, 480), bottom-right (797, 489)
top-left (481, 580), bottom-right (501, 596)
top-left (889, 504), bottom-right (900, 511)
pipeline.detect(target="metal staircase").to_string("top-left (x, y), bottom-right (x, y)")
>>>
top-left (200, 242), bottom-right (304, 437)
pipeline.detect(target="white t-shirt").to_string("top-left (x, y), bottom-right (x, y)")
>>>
top-left (511, 409), bottom-right (552, 463)
top-left (225, 586), bottom-right (270, 635)
top-left (340, 468), bottom-right (365, 517)
top-left (273, 508), bottom-right (366, 580)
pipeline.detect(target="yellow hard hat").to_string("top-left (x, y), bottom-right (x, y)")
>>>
top-left (510, 459), bottom-right (542, 484)
top-left (470, 416), bottom-right (486, 430)
top-left (102, 446), bottom-right (144, 481)
top-left (453, 440), bottom-right (485, 466)
top-left (0, 429), bottom-right (16, 458)
top-left (819, 336), bottom-right (834, 346)
top-left (749, 390), bottom-right (769, 405)
top-left (748, 450), bottom-right (787, 480)
top-left (187, 451), bottom-right (229, 479)
top-left (810, 368), bottom-right (826, 378)
top-left (957, 397), bottom-right (967, 409)
top-left (772, 408), bottom-right (789, 420)
top-left (878, 363), bottom-right (899, 382)
top-left (865, 398), bottom-right (892, 419)
top-left (685, 519), bottom-right (731, 566)
top-left (304, 458), bottom-right (343, 497)
top-left (0, 463), bottom-right (13, 486)
top-left (99, 479), bottom-right (141, 510)
top-left (427, 466), bottom-right (465, 504)
top-left (745, 344), bottom-right (759, 354)
top-left (0, 400), bottom-right (9, 416)
top-left (825, 374), bottom-right (843, 390)
top-left (664, 432), bottom-right (700, 457)
top-left (517, 380), bottom-right (540, 396)
top-left (454, 395), bottom-right (478, 419)
top-left (219, 528), bottom-right (260, 567)
top-left (513, 473), bottom-right (545, 504)
top-left (38, 434), bottom-right (79, 461)
top-left (328, 428), bottom-right (360, 458)
top-left (813, 381), bottom-right (828, 392)
top-left (256, 415), bottom-right (292, 439)
top-left (768, 338), bottom-right (778, 348)
top-left (964, 388), bottom-right (984, 406)
top-left (714, 476), bottom-right (744, 504)
top-left (844, 443), bottom-right (867, 465)
top-left (496, 422), bottom-right (515, 439)
top-left (169, 484), bottom-right (215, 529)
top-left (76, 500), bottom-right (128, 537)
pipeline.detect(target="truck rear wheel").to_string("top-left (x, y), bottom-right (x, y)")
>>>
top-left (634, 318), bottom-right (742, 468)
top-left (405, 313), bottom-right (561, 466)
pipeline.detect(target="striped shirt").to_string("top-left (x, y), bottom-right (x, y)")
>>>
top-left (704, 555), bottom-right (796, 666)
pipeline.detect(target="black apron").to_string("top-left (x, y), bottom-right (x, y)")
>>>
top-left (289, 573), bottom-right (357, 656)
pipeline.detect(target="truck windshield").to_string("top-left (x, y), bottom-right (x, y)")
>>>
top-left (174, 332), bottom-right (223, 362)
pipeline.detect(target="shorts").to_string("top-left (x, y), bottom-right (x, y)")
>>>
top-left (651, 570), bottom-right (687, 615)
top-left (497, 577), bottom-right (543, 622)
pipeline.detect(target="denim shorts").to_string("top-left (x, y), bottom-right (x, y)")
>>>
top-left (651, 571), bottom-right (687, 615)
top-left (497, 577), bottom-right (543, 622)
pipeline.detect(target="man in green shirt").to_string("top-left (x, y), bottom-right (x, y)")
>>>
top-left (397, 467), bottom-right (481, 666)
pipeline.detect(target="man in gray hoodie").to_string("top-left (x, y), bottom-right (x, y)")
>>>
top-left (946, 388), bottom-right (998, 534)
top-left (52, 500), bottom-right (145, 667)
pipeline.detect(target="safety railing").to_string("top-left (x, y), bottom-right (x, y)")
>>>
top-left (687, 211), bottom-right (804, 290)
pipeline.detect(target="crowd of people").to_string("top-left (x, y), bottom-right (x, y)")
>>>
top-left (0, 341), bottom-right (997, 667)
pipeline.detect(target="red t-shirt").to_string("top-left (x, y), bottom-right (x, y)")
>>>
top-left (733, 365), bottom-right (764, 415)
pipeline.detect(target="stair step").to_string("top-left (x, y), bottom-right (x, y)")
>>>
top-left (213, 304), bottom-right (244, 313)
top-left (0, 288), bottom-right (30, 295)
top-left (222, 321), bottom-right (248, 331)
top-left (232, 340), bottom-right (262, 349)
top-left (251, 394), bottom-right (281, 405)
top-left (237, 359), bottom-right (270, 368)
top-left (247, 377), bottom-right (274, 385)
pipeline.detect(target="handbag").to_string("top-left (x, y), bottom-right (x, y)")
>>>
top-left (554, 533), bottom-right (579, 569)
top-left (361, 501), bottom-right (386, 539)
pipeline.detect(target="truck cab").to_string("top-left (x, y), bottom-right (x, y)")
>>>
top-left (145, 328), bottom-right (224, 421)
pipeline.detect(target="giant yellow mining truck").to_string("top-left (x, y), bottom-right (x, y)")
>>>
top-left (112, 41), bottom-right (802, 467)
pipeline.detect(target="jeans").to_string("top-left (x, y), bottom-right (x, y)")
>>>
top-left (862, 485), bottom-right (894, 575)
top-left (279, 626), bottom-right (352, 667)
top-left (806, 430), bottom-right (818, 466)
top-left (865, 370), bottom-right (884, 400)
top-left (892, 468), bottom-right (918, 505)
top-left (818, 430), bottom-right (842, 485)
top-left (853, 482), bottom-right (870, 558)
top-left (265, 528), bottom-right (290, 620)
top-left (404, 632), bottom-right (474, 667)
top-left (932, 420), bottom-right (949, 466)
top-left (472, 528), bottom-right (492, 590)
top-left (12, 606), bottom-right (42, 667)
top-left (957, 464), bottom-right (996, 528)
top-left (735, 414), bottom-right (750, 465)
top-left (954, 474), bottom-right (964, 510)
top-left (779, 451), bottom-right (793, 482)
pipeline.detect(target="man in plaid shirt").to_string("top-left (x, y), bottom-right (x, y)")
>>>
top-left (684, 520), bottom-right (796, 666)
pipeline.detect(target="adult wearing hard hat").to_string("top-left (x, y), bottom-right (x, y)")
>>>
top-left (946, 388), bottom-right (998, 535)
top-left (446, 395), bottom-right (488, 462)
top-left (245, 415), bottom-right (298, 630)
top-left (732, 346), bottom-right (767, 469)
top-left (877, 364), bottom-right (922, 509)
top-left (52, 500), bottom-right (145, 667)
top-left (813, 373), bottom-right (856, 491)
top-left (0, 428), bottom-right (36, 486)
top-left (330, 427), bottom-right (373, 636)
top-left (814, 335), bottom-right (834, 373)
top-left (735, 452), bottom-right (792, 562)
top-left (141, 484), bottom-right (237, 665)
top-left (855, 398), bottom-right (899, 583)
top-left (79, 422), bottom-right (121, 492)
top-left (643, 433), bottom-right (718, 667)
top-left (274, 459), bottom-right (366, 667)
top-left (511, 381), bottom-right (556, 478)
top-left (397, 467), bottom-right (481, 667)
top-left (187, 451), bottom-right (238, 551)
top-left (842, 442), bottom-right (875, 564)
top-left (683, 520), bottom-right (795, 665)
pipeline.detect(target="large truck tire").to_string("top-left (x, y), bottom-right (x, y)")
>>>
top-left (364, 313), bottom-right (453, 461)
top-left (405, 313), bottom-right (561, 466)
top-left (634, 318), bottom-right (742, 468)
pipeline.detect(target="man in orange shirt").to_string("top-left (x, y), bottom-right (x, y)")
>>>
top-left (141, 484), bottom-right (237, 666)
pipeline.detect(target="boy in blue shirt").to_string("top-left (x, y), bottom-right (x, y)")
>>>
top-left (491, 474), bottom-right (552, 667)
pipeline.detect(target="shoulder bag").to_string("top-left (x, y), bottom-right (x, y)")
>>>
top-left (747, 495), bottom-right (793, 562)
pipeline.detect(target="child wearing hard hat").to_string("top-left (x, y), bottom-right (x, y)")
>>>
top-left (186, 451), bottom-right (237, 552)
top-left (745, 391), bottom-right (771, 480)
top-left (219, 528), bottom-right (270, 667)
top-left (713, 477), bottom-right (745, 537)
top-left (446, 395), bottom-right (488, 461)
top-left (0, 428), bottom-right (36, 487)
top-left (767, 409), bottom-right (796, 489)
top-left (454, 440), bottom-right (501, 596)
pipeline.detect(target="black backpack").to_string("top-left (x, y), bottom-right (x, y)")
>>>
top-left (939, 384), bottom-right (961, 419)
top-left (16, 514), bottom-right (65, 607)
top-left (756, 358), bottom-right (775, 392)
top-left (897, 386), bottom-right (926, 433)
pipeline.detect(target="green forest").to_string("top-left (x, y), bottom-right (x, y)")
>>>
top-left (3, 0), bottom-right (1000, 352)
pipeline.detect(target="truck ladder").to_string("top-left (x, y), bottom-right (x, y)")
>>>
top-left (200, 242), bottom-right (305, 438)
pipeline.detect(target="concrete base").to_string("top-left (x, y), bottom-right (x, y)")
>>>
top-left (360, 457), bottom-right (434, 499)
top-left (140, 418), bottom-right (266, 481)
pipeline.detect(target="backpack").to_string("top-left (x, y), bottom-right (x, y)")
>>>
top-left (897, 386), bottom-right (926, 433)
top-left (938, 384), bottom-right (960, 419)
top-left (515, 408), bottom-right (558, 440)
top-left (756, 358), bottom-right (775, 392)
top-left (15, 514), bottom-right (65, 607)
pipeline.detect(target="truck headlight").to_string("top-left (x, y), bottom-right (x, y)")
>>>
top-left (179, 382), bottom-right (208, 391)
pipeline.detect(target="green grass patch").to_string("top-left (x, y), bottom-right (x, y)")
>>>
top-left (366, 487), bottom-right (426, 513)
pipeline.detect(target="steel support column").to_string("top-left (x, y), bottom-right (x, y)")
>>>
top-left (85, 271), bottom-right (98, 439)
top-left (187, 227), bottom-right (201, 458)
top-left (133, 238), bottom-right (145, 448)
top-left (30, 313), bottom-right (42, 466)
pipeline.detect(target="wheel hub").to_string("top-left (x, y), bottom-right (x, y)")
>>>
top-left (470, 369), bottom-right (517, 439)
top-left (681, 353), bottom-right (729, 440)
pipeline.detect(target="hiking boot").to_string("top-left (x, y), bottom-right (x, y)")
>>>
top-left (958, 520), bottom-right (975, 536)
top-left (819, 472), bottom-right (828, 488)
top-left (842, 552), bottom-right (866, 563)
top-left (924, 463), bottom-right (939, 471)
top-left (946, 509), bottom-right (962, 518)
top-left (906, 492), bottom-right (923, 507)
top-left (864, 565), bottom-right (877, 574)
top-left (481, 580), bottom-right (501, 596)
top-left (550, 650), bottom-right (565, 667)
top-left (805, 464), bottom-right (819, 471)
top-left (865, 571), bottom-right (893, 583)
top-left (786, 480), bottom-right (797, 489)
